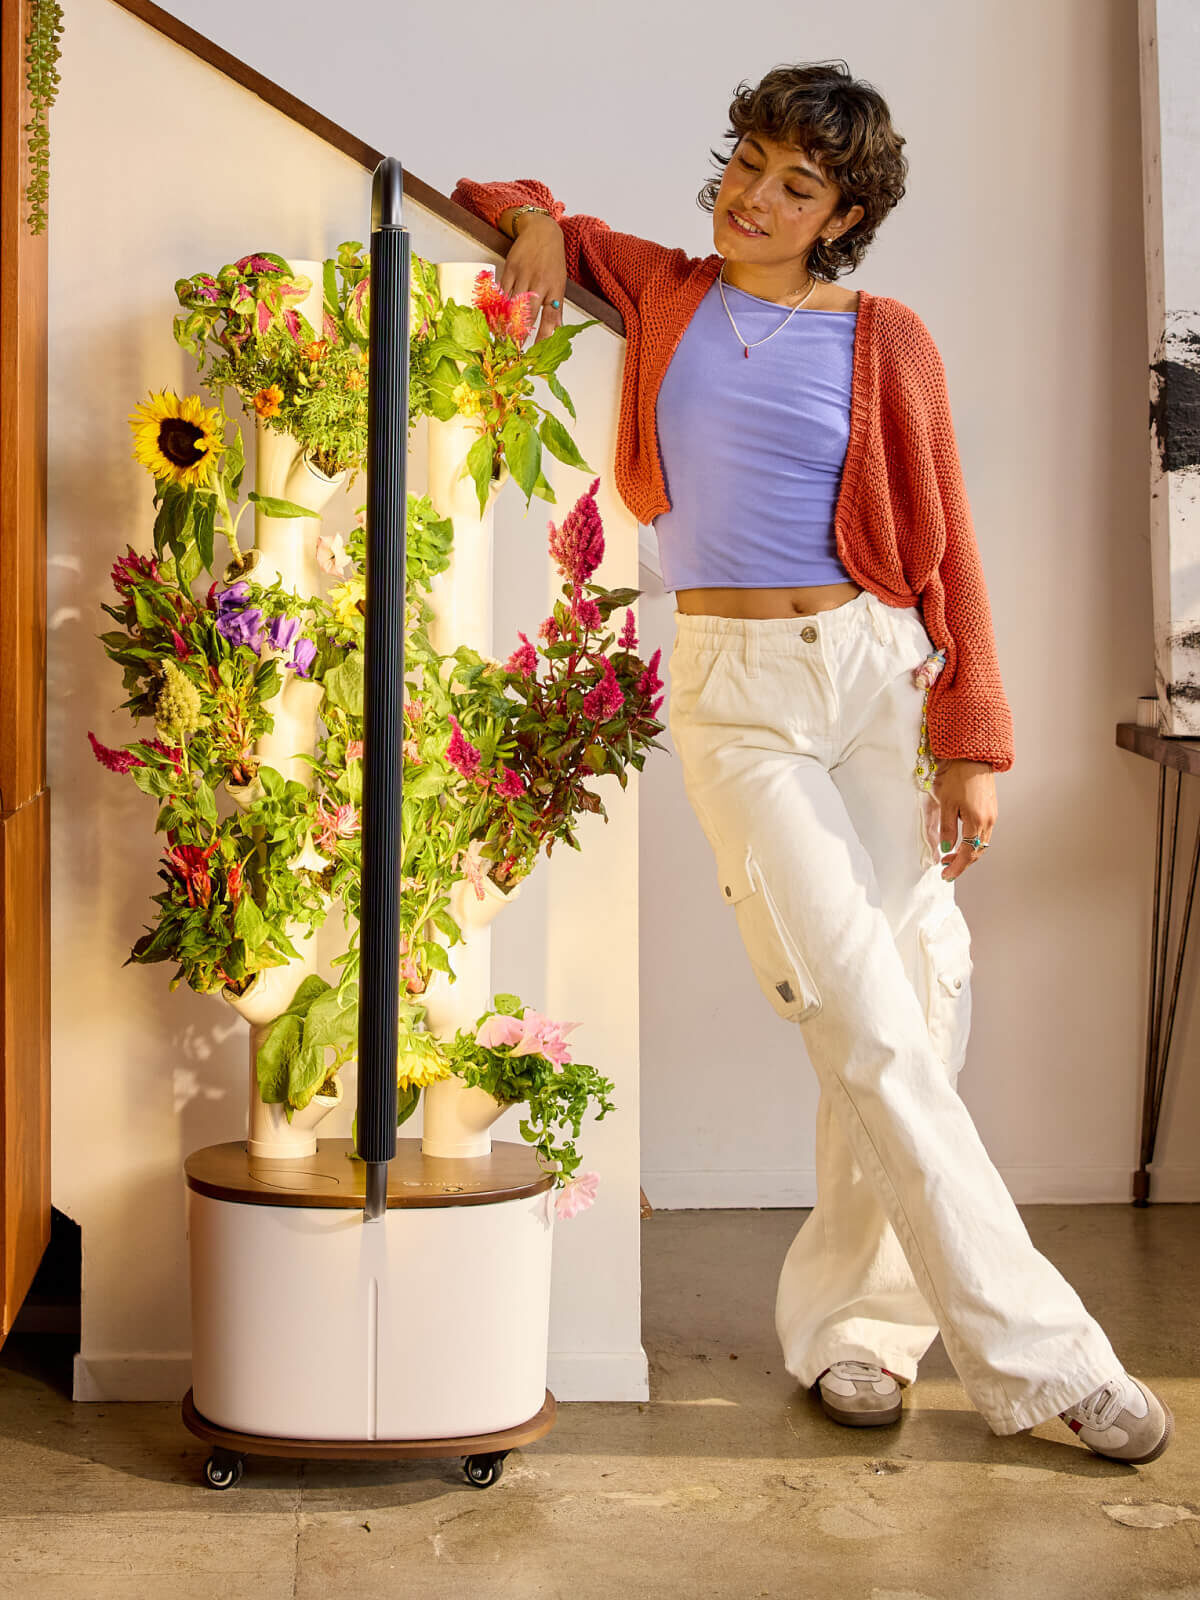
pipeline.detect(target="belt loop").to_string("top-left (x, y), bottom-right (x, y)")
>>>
top-left (744, 620), bottom-right (760, 677)
top-left (865, 590), bottom-right (889, 647)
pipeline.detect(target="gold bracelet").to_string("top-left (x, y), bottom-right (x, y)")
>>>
top-left (507, 203), bottom-right (553, 233)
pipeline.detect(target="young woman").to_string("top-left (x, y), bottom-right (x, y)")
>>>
top-left (450, 61), bottom-right (1173, 1464)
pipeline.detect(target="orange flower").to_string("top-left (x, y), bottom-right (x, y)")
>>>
top-left (301, 339), bottom-right (329, 362)
top-left (253, 384), bottom-right (284, 418)
top-left (344, 370), bottom-right (366, 392)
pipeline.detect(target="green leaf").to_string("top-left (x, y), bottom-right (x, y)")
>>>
top-left (322, 650), bottom-right (364, 717)
top-left (233, 893), bottom-right (267, 950)
top-left (499, 416), bottom-right (542, 498)
top-left (194, 780), bottom-right (218, 826)
top-left (255, 1011), bottom-right (300, 1102)
top-left (538, 410), bottom-right (591, 471)
top-left (303, 982), bottom-right (359, 1051)
top-left (445, 303), bottom-right (492, 353)
top-left (397, 1083), bottom-right (421, 1127)
top-left (466, 434), bottom-right (495, 517)
top-left (248, 490), bottom-right (320, 519)
top-left (544, 370), bottom-right (577, 421)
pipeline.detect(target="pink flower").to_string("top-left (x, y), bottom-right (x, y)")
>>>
top-left (88, 730), bottom-right (143, 773)
top-left (548, 478), bottom-right (605, 585)
top-left (473, 1007), bottom-right (581, 1067)
top-left (474, 1012), bottom-right (526, 1050)
top-left (170, 628), bottom-right (191, 660)
top-left (401, 953), bottom-right (424, 993)
top-left (403, 737), bottom-right (421, 763)
top-left (555, 1170), bottom-right (600, 1220)
top-left (459, 846), bottom-right (487, 902)
top-left (345, 739), bottom-right (364, 761)
top-left (572, 598), bottom-right (602, 631)
top-left (582, 658), bottom-right (625, 721)
top-left (494, 767), bottom-right (525, 799)
top-left (618, 609), bottom-right (638, 650)
top-left (314, 795), bottom-right (360, 852)
top-left (504, 632), bottom-right (539, 677)
top-left (316, 531), bottom-right (352, 576)
top-left (446, 715), bottom-right (481, 779)
top-left (637, 646), bottom-right (663, 699)
top-left (538, 616), bottom-right (560, 645)
top-left (111, 548), bottom-right (160, 596)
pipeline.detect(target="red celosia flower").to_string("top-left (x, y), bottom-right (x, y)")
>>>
top-left (495, 767), bottom-right (526, 799)
top-left (227, 859), bottom-right (244, 904)
top-left (164, 838), bottom-right (220, 909)
top-left (170, 628), bottom-right (191, 660)
top-left (572, 598), bottom-right (602, 631)
top-left (472, 269), bottom-right (537, 344)
top-left (88, 730), bottom-right (143, 773)
top-left (582, 658), bottom-right (625, 721)
top-left (548, 478), bottom-right (604, 585)
top-left (637, 647), bottom-right (663, 699)
top-left (538, 615), bottom-right (560, 645)
top-left (111, 548), bottom-right (160, 596)
top-left (618, 609), bottom-right (638, 650)
top-left (446, 715), bottom-right (481, 779)
top-left (504, 632), bottom-right (538, 677)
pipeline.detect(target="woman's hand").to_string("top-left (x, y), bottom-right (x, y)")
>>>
top-left (933, 758), bottom-right (997, 881)
top-left (497, 212), bottom-right (569, 347)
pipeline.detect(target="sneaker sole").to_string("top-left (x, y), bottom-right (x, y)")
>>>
top-left (817, 1391), bottom-right (902, 1427)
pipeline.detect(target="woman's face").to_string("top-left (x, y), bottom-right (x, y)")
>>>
top-left (714, 133), bottom-right (863, 268)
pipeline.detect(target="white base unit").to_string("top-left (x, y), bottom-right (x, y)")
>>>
top-left (185, 1139), bottom-right (555, 1442)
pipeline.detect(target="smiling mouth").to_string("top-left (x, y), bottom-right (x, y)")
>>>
top-left (728, 211), bottom-right (768, 237)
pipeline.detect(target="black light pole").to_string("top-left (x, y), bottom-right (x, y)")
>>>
top-left (358, 157), bottom-right (409, 1221)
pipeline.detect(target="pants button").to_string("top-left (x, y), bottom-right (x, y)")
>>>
top-left (800, 624), bottom-right (818, 643)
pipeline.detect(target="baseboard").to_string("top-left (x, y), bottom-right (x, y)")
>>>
top-left (641, 1165), bottom-right (1200, 1209)
top-left (547, 1346), bottom-right (650, 1402)
top-left (73, 1347), bottom-right (651, 1405)
top-left (73, 1353), bottom-right (192, 1402)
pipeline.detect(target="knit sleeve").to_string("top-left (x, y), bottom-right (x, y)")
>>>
top-left (449, 176), bottom-right (682, 316)
top-left (901, 310), bottom-right (1015, 774)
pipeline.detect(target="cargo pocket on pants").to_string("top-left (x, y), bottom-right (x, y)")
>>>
top-left (918, 903), bottom-right (973, 1078)
top-left (717, 843), bottom-right (822, 1023)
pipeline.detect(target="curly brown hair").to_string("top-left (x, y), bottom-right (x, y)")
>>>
top-left (698, 61), bottom-right (908, 282)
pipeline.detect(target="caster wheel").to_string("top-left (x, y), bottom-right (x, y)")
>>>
top-left (462, 1451), bottom-right (507, 1487)
top-left (204, 1452), bottom-right (244, 1490)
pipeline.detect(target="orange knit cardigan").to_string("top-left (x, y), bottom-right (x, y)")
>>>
top-left (450, 176), bottom-right (1015, 773)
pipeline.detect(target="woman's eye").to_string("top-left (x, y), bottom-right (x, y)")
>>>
top-left (736, 157), bottom-right (809, 202)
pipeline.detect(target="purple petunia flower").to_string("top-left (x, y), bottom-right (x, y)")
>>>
top-left (217, 605), bottom-right (265, 653)
top-left (267, 613), bottom-right (300, 652)
top-left (289, 637), bottom-right (316, 677)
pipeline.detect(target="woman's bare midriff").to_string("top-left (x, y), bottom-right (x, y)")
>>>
top-left (674, 580), bottom-right (864, 618)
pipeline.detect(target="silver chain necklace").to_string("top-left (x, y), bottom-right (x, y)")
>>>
top-left (717, 260), bottom-right (819, 358)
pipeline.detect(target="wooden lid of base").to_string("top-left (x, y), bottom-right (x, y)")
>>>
top-left (184, 1138), bottom-right (554, 1209)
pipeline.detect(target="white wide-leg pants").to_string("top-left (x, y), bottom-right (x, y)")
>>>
top-left (665, 586), bottom-right (1121, 1435)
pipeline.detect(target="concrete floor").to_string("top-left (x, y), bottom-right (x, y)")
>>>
top-left (0, 1203), bottom-right (1197, 1600)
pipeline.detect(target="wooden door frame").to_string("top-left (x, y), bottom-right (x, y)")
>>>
top-left (1, 0), bottom-right (53, 1342)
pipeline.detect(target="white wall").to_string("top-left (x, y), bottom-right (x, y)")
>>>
top-left (50, 0), bottom-right (646, 1401)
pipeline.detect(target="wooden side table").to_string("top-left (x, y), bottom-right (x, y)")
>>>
top-left (1116, 721), bottom-right (1200, 1203)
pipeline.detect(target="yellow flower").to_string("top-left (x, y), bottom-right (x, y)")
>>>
top-left (451, 380), bottom-right (483, 417)
top-left (329, 576), bottom-right (366, 629)
top-left (128, 389), bottom-right (225, 490)
top-left (397, 1037), bottom-right (450, 1089)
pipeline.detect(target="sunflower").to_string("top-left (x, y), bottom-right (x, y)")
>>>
top-left (128, 389), bottom-right (225, 490)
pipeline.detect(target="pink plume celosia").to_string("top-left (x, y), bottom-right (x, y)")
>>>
top-left (504, 632), bottom-right (538, 677)
top-left (548, 478), bottom-right (604, 584)
top-left (582, 658), bottom-right (625, 721)
top-left (618, 609), bottom-right (638, 650)
top-left (446, 715), bottom-right (481, 779)
top-left (572, 598), bottom-right (603, 631)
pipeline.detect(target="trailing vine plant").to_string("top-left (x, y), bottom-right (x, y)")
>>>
top-left (23, 0), bottom-right (65, 236)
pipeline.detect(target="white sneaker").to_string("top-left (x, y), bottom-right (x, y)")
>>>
top-left (1058, 1370), bottom-right (1174, 1463)
top-left (816, 1359), bottom-right (904, 1426)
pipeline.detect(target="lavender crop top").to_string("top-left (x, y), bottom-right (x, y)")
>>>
top-left (652, 279), bottom-right (858, 591)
